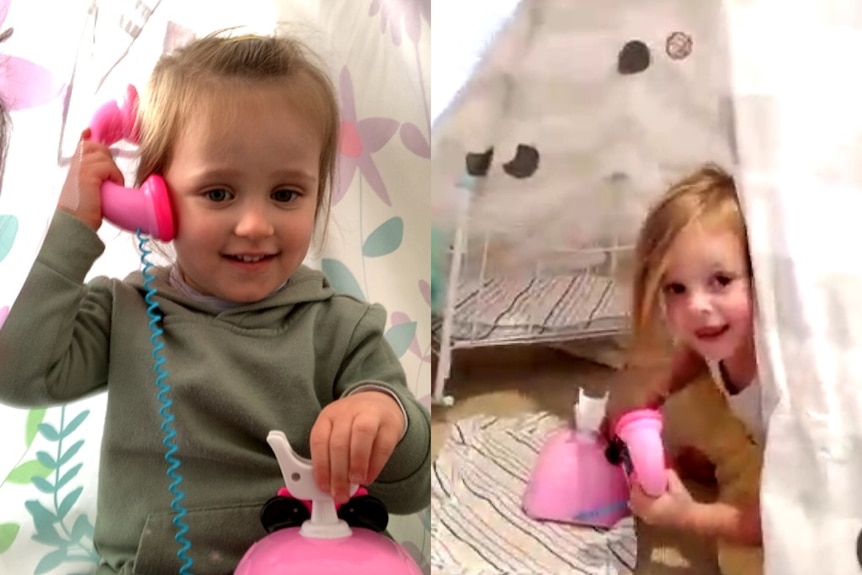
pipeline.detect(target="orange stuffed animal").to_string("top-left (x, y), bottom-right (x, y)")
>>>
top-left (661, 370), bottom-right (763, 575)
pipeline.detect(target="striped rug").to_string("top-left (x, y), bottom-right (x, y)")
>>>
top-left (432, 413), bottom-right (637, 575)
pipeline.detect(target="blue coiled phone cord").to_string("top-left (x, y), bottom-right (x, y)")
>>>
top-left (137, 230), bottom-right (195, 574)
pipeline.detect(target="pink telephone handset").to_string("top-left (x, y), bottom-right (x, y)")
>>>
top-left (88, 84), bottom-right (175, 242)
top-left (613, 408), bottom-right (669, 497)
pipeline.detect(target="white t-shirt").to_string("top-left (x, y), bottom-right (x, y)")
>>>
top-left (707, 360), bottom-right (765, 445)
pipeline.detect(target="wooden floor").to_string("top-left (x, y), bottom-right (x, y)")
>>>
top-left (431, 345), bottom-right (602, 456)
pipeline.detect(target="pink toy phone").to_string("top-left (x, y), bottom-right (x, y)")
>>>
top-left (522, 426), bottom-right (630, 528)
top-left (612, 408), bottom-right (668, 496)
top-left (89, 84), bottom-right (175, 241)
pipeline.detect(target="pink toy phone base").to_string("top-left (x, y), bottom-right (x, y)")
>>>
top-left (522, 427), bottom-right (630, 528)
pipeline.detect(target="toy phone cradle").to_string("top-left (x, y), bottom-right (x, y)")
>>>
top-left (234, 431), bottom-right (424, 575)
top-left (88, 84), bottom-right (175, 242)
top-left (522, 391), bottom-right (669, 529)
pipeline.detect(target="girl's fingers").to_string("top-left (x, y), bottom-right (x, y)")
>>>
top-left (348, 413), bottom-right (378, 485)
top-left (107, 163), bottom-right (125, 186)
top-left (309, 416), bottom-right (334, 494)
top-left (327, 416), bottom-right (353, 503)
top-left (364, 422), bottom-right (400, 484)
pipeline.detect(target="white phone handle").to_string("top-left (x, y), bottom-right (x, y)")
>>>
top-left (266, 430), bottom-right (359, 539)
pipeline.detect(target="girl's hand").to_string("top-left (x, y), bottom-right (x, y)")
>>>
top-left (310, 390), bottom-right (405, 504)
top-left (629, 468), bottom-right (695, 528)
top-left (58, 129), bottom-right (125, 231)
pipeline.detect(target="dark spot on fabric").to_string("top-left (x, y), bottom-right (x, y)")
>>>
top-left (665, 31), bottom-right (693, 60)
top-left (503, 144), bottom-right (539, 178)
top-left (465, 148), bottom-right (494, 177)
top-left (618, 40), bottom-right (650, 75)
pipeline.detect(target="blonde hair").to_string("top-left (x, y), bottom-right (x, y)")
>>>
top-left (135, 31), bottom-right (339, 244)
top-left (628, 163), bottom-right (751, 366)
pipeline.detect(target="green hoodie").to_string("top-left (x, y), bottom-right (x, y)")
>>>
top-left (0, 211), bottom-right (430, 574)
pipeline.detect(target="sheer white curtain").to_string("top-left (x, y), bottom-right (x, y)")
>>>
top-left (724, 1), bottom-right (862, 573)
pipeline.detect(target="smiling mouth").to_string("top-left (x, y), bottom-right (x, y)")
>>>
top-left (224, 254), bottom-right (277, 263)
top-left (695, 325), bottom-right (729, 339)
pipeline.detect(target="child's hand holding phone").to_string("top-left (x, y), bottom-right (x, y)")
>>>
top-left (58, 128), bottom-right (124, 231)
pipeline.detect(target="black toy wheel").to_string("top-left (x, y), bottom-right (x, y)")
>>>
top-left (260, 496), bottom-right (311, 533)
top-left (337, 494), bottom-right (389, 532)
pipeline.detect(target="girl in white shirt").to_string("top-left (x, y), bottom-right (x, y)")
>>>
top-left (609, 163), bottom-right (764, 545)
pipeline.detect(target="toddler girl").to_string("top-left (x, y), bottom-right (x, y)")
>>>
top-left (0, 32), bottom-right (430, 574)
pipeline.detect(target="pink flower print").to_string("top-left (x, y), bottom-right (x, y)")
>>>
top-left (333, 66), bottom-right (398, 206)
top-left (368, 0), bottom-right (430, 157)
top-left (391, 311), bottom-right (428, 360)
top-left (0, 0), bottom-right (66, 110)
top-left (418, 280), bottom-right (431, 307)
top-left (369, 0), bottom-right (430, 46)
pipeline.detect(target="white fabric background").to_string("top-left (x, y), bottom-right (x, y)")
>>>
top-left (0, 1), bottom-right (430, 573)
top-left (430, 0), bottom-right (520, 124)
top-left (723, 1), bottom-right (862, 573)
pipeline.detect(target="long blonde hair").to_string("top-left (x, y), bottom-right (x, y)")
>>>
top-left (628, 163), bottom-right (751, 366)
top-left (135, 31), bottom-right (339, 243)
